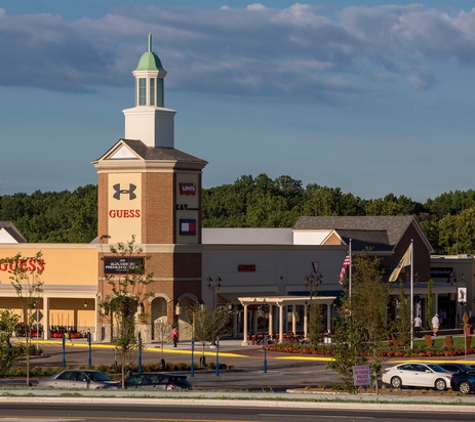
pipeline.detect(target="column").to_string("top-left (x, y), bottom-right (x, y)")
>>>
top-left (94, 295), bottom-right (100, 341)
top-left (241, 304), bottom-right (248, 346)
top-left (268, 305), bottom-right (273, 337)
top-left (303, 303), bottom-right (308, 338)
top-left (232, 305), bottom-right (238, 338)
top-left (291, 304), bottom-right (297, 334)
top-left (43, 297), bottom-right (50, 340)
top-left (278, 305), bottom-right (284, 343)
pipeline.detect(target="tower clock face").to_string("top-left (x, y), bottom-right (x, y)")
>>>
top-left (107, 173), bottom-right (142, 243)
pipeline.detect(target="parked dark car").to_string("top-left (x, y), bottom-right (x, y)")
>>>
top-left (450, 369), bottom-right (475, 394)
top-left (438, 363), bottom-right (473, 373)
top-left (117, 373), bottom-right (193, 390)
top-left (36, 370), bottom-right (118, 389)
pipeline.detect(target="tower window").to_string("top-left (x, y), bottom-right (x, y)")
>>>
top-left (157, 79), bottom-right (164, 107)
top-left (138, 78), bottom-right (146, 105)
top-left (150, 78), bottom-right (155, 106)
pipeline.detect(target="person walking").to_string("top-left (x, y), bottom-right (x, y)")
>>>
top-left (431, 313), bottom-right (440, 336)
top-left (413, 315), bottom-right (422, 337)
top-left (172, 327), bottom-right (179, 347)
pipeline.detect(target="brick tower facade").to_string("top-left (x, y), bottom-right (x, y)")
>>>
top-left (92, 36), bottom-right (207, 342)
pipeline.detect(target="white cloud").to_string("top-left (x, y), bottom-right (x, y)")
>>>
top-left (246, 4), bottom-right (266, 11)
top-left (0, 4), bottom-right (474, 101)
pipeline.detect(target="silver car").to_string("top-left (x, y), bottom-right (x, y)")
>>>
top-left (36, 370), bottom-right (118, 389)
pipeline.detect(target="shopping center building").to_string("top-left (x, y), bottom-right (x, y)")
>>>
top-left (0, 37), bottom-right (472, 342)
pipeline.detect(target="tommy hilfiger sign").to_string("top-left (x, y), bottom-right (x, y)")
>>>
top-left (180, 219), bottom-right (196, 235)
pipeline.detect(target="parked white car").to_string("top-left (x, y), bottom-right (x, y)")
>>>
top-left (382, 363), bottom-right (452, 390)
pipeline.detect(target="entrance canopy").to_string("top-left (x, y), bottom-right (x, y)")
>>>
top-left (237, 295), bottom-right (336, 345)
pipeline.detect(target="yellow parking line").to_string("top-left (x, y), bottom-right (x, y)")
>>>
top-left (274, 356), bottom-right (333, 361)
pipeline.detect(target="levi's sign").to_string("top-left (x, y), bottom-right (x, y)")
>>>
top-left (104, 257), bottom-right (144, 274)
top-left (179, 183), bottom-right (196, 195)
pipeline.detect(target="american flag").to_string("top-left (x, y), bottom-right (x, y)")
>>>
top-left (339, 254), bottom-right (351, 285)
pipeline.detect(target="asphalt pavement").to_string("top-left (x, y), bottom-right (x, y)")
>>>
top-left (3, 336), bottom-right (475, 413)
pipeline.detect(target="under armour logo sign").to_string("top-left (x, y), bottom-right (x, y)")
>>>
top-left (113, 183), bottom-right (137, 200)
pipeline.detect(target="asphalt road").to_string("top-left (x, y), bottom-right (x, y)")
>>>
top-left (0, 402), bottom-right (474, 422)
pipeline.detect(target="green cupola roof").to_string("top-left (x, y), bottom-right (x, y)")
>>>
top-left (135, 34), bottom-right (166, 72)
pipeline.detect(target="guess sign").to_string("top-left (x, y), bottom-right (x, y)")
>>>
top-left (179, 183), bottom-right (196, 195)
top-left (0, 258), bottom-right (45, 272)
top-left (238, 265), bottom-right (256, 272)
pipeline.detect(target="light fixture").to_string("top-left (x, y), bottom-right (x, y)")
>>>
top-left (84, 300), bottom-right (87, 308)
top-left (175, 301), bottom-right (182, 315)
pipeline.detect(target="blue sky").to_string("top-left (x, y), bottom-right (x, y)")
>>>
top-left (1, 1), bottom-right (475, 202)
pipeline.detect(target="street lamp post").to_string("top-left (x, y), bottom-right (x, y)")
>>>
top-left (304, 272), bottom-right (323, 301)
top-left (206, 276), bottom-right (222, 310)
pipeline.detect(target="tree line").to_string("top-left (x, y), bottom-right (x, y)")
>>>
top-left (1, 175), bottom-right (475, 254)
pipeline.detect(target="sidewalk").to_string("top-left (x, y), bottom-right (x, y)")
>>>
top-left (1, 388), bottom-right (475, 413)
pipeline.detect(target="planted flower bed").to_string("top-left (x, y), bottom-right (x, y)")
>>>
top-left (265, 342), bottom-right (475, 358)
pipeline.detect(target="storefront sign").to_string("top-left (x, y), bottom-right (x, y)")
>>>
top-left (0, 258), bottom-right (45, 272)
top-left (179, 183), bottom-right (196, 195)
top-left (104, 257), bottom-right (144, 274)
top-left (238, 265), bottom-right (256, 272)
top-left (180, 219), bottom-right (196, 236)
top-left (108, 209), bottom-right (141, 218)
top-left (430, 267), bottom-right (452, 278)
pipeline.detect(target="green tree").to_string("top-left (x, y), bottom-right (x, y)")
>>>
top-left (6, 252), bottom-right (44, 386)
top-left (328, 252), bottom-right (389, 393)
top-left (327, 293), bottom-right (372, 393)
top-left (187, 303), bottom-right (231, 366)
top-left (426, 279), bottom-right (434, 330)
top-left (390, 282), bottom-right (411, 348)
top-left (0, 309), bottom-right (20, 377)
top-left (308, 303), bottom-right (324, 347)
top-left (101, 237), bottom-right (154, 388)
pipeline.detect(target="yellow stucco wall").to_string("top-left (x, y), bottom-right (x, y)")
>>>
top-left (0, 244), bottom-right (98, 286)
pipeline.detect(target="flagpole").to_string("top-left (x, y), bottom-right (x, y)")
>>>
top-left (410, 239), bottom-right (414, 350)
top-left (349, 239), bottom-right (352, 298)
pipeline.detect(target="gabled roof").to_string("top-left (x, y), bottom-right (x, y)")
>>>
top-left (0, 221), bottom-right (27, 243)
top-left (294, 216), bottom-right (433, 253)
top-left (330, 229), bottom-right (391, 251)
top-left (92, 139), bottom-right (207, 168)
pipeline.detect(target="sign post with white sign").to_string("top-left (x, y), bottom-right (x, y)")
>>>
top-left (353, 364), bottom-right (371, 387)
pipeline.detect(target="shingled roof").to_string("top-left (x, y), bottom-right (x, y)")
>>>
top-left (294, 216), bottom-right (432, 252)
top-left (0, 221), bottom-right (27, 243)
top-left (94, 139), bottom-right (208, 166)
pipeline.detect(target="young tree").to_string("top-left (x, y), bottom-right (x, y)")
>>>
top-left (426, 279), bottom-right (434, 330)
top-left (327, 293), bottom-right (373, 393)
top-left (390, 281), bottom-right (411, 347)
top-left (0, 309), bottom-right (20, 377)
top-left (154, 319), bottom-right (172, 367)
top-left (102, 237), bottom-right (154, 388)
top-left (328, 252), bottom-right (389, 393)
top-left (308, 303), bottom-right (324, 347)
top-left (187, 302), bottom-right (231, 366)
top-left (6, 252), bottom-right (45, 386)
